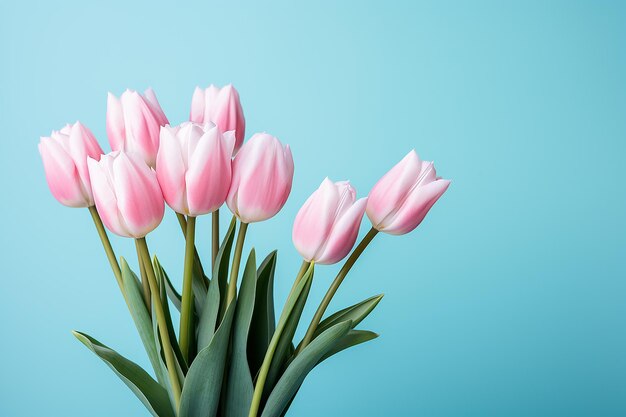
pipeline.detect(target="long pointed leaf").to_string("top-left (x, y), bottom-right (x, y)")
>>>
top-left (217, 216), bottom-right (237, 320)
top-left (162, 265), bottom-right (182, 312)
top-left (73, 331), bottom-right (175, 417)
top-left (120, 259), bottom-right (170, 389)
top-left (224, 249), bottom-right (257, 417)
top-left (318, 330), bottom-right (379, 363)
top-left (263, 273), bottom-right (312, 401)
top-left (197, 217), bottom-right (236, 351)
top-left (314, 294), bottom-right (383, 337)
top-left (247, 251), bottom-right (277, 377)
top-left (260, 321), bottom-right (352, 417)
top-left (179, 303), bottom-right (235, 417)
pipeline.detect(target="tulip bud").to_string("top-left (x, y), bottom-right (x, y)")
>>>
top-left (156, 122), bottom-right (236, 216)
top-left (87, 151), bottom-right (165, 238)
top-left (367, 150), bottom-right (450, 235)
top-left (107, 88), bottom-right (169, 167)
top-left (226, 133), bottom-right (294, 223)
top-left (190, 84), bottom-right (245, 153)
top-left (293, 178), bottom-right (367, 265)
top-left (38, 122), bottom-right (104, 208)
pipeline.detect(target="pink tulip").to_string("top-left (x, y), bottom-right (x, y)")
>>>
top-left (293, 178), bottom-right (368, 265)
top-left (107, 88), bottom-right (169, 167)
top-left (190, 84), bottom-right (245, 153)
top-left (38, 122), bottom-right (104, 208)
top-left (367, 150), bottom-right (450, 235)
top-left (87, 151), bottom-right (165, 238)
top-left (226, 133), bottom-right (294, 223)
top-left (156, 122), bottom-right (236, 216)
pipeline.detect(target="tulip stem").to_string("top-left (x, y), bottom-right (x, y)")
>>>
top-left (212, 209), bottom-right (219, 270)
top-left (227, 221), bottom-right (248, 304)
top-left (136, 237), bottom-right (182, 409)
top-left (179, 215), bottom-right (197, 364)
top-left (248, 261), bottom-right (312, 417)
top-left (177, 212), bottom-right (208, 287)
top-left (88, 206), bottom-right (123, 291)
top-left (134, 239), bottom-right (151, 311)
top-left (298, 227), bottom-right (379, 353)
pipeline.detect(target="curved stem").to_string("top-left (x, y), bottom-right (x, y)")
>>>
top-left (227, 221), bottom-right (248, 304)
top-left (298, 227), bottom-right (378, 352)
top-left (212, 209), bottom-right (220, 270)
top-left (248, 261), bottom-right (311, 417)
top-left (88, 206), bottom-right (122, 290)
top-left (134, 239), bottom-right (151, 311)
top-left (179, 215), bottom-right (196, 363)
top-left (177, 212), bottom-right (208, 288)
top-left (136, 237), bottom-right (182, 408)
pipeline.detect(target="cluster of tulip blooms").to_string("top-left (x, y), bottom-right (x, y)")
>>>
top-left (38, 84), bottom-right (450, 417)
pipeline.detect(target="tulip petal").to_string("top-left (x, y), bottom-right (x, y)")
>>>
top-left (106, 93), bottom-right (126, 151)
top-left (292, 178), bottom-right (341, 262)
top-left (185, 127), bottom-right (233, 215)
top-left (39, 138), bottom-right (87, 207)
top-left (366, 150), bottom-right (423, 228)
top-left (113, 152), bottom-right (164, 238)
top-left (87, 156), bottom-right (128, 236)
top-left (190, 87), bottom-right (206, 123)
top-left (316, 197), bottom-right (368, 265)
top-left (156, 127), bottom-right (187, 214)
top-left (382, 179), bottom-right (451, 235)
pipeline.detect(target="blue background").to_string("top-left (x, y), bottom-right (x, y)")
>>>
top-left (1, 1), bottom-right (625, 416)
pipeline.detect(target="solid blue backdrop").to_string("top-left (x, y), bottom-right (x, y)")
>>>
top-left (1, 1), bottom-right (625, 416)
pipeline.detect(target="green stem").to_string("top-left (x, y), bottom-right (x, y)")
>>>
top-left (298, 227), bottom-right (379, 353)
top-left (179, 215), bottom-right (196, 363)
top-left (136, 237), bottom-right (182, 408)
top-left (212, 209), bottom-right (219, 271)
top-left (134, 239), bottom-right (151, 311)
top-left (88, 206), bottom-right (122, 290)
top-left (227, 221), bottom-right (248, 304)
top-left (177, 212), bottom-right (208, 286)
top-left (248, 261), bottom-right (311, 417)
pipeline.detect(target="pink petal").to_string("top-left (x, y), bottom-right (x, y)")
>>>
top-left (383, 179), bottom-right (451, 235)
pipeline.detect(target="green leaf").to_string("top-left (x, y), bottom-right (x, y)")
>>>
top-left (179, 303), bottom-right (235, 417)
top-left (260, 321), bottom-right (352, 417)
top-left (73, 331), bottom-right (175, 417)
top-left (318, 330), bottom-right (379, 363)
top-left (224, 249), bottom-right (257, 417)
top-left (248, 251), bottom-right (277, 377)
top-left (161, 265), bottom-right (182, 312)
top-left (314, 294), bottom-right (383, 337)
top-left (217, 216), bottom-right (237, 320)
top-left (263, 272), bottom-right (312, 401)
top-left (197, 217), bottom-right (236, 351)
top-left (120, 259), bottom-right (170, 389)
top-left (153, 256), bottom-right (188, 377)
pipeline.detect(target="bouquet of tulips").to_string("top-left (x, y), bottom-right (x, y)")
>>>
top-left (38, 85), bottom-right (450, 417)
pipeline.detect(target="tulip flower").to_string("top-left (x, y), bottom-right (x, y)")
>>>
top-left (87, 151), bottom-right (165, 238)
top-left (38, 122), bottom-right (104, 207)
top-left (156, 122), bottom-right (235, 216)
top-left (190, 84), bottom-right (245, 153)
top-left (107, 88), bottom-right (169, 167)
top-left (226, 133), bottom-right (294, 223)
top-left (367, 150), bottom-right (450, 235)
top-left (293, 178), bottom-right (367, 265)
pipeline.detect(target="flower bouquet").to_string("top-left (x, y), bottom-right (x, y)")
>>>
top-left (38, 85), bottom-right (450, 417)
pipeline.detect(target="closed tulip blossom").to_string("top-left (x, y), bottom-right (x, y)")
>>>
top-left (87, 151), bottom-right (165, 238)
top-left (367, 150), bottom-right (450, 235)
top-left (293, 178), bottom-right (368, 265)
top-left (156, 122), bottom-right (235, 216)
top-left (107, 88), bottom-right (169, 167)
top-left (190, 84), bottom-right (245, 153)
top-left (226, 133), bottom-right (294, 223)
top-left (38, 122), bottom-right (104, 207)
